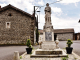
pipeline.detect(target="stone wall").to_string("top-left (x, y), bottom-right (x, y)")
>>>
top-left (0, 8), bottom-right (34, 45)
top-left (39, 33), bottom-right (74, 41)
top-left (57, 33), bottom-right (73, 40)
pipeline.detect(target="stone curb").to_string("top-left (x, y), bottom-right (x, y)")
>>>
top-left (72, 52), bottom-right (80, 59)
top-left (63, 49), bottom-right (80, 59)
top-left (20, 52), bottom-right (27, 60)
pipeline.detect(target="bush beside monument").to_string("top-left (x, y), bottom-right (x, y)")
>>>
top-left (66, 39), bottom-right (73, 54)
top-left (26, 39), bottom-right (33, 54)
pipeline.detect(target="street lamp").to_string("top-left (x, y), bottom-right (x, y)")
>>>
top-left (34, 6), bottom-right (41, 26)
top-left (34, 6), bottom-right (41, 43)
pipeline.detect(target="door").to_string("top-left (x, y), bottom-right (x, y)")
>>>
top-left (54, 34), bottom-right (57, 41)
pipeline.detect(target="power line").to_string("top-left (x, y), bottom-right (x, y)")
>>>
top-left (34, 0), bottom-right (63, 24)
top-left (34, 0), bottom-right (62, 14)
top-left (40, 0), bottom-right (62, 7)
top-left (49, 0), bottom-right (62, 5)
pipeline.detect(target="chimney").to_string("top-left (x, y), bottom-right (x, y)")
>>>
top-left (0, 6), bottom-right (1, 9)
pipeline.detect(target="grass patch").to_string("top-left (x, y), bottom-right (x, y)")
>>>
top-left (20, 56), bottom-right (22, 59)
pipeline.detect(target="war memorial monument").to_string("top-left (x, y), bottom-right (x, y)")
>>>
top-left (31, 3), bottom-right (67, 58)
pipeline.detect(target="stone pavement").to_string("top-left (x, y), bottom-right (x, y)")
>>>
top-left (20, 49), bottom-right (80, 60)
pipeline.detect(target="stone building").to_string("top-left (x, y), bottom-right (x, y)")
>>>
top-left (54, 29), bottom-right (74, 41)
top-left (39, 28), bottom-right (74, 41)
top-left (0, 4), bottom-right (35, 45)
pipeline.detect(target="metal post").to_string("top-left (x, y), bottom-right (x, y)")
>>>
top-left (34, 6), bottom-right (36, 26)
top-left (34, 6), bottom-right (39, 43)
top-left (37, 15), bottom-right (38, 43)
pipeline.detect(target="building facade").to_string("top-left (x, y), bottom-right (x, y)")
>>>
top-left (0, 4), bottom-right (35, 45)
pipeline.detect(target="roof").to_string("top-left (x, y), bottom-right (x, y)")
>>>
top-left (39, 30), bottom-right (43, 34)
top-left (75, 32), bottom-right (80, 34)
top-left (54, 29), bottom-right (74, 34)
top-left (0, 4), bottom-right (34, 18)
top-left (39, 28), bottom-right (74, 34)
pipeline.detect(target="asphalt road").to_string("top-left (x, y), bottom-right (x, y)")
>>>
top-left (0, 41), bottom-right (80, 60)
top-left (0, 46), bottom-right (27, 60)
top-left (59, 40), bottom-right (80, 56)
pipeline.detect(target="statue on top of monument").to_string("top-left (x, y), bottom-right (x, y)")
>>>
top-left (45, 3), bottom-right (51, 14)
top-left (44, 3), bottom-right (51, 26)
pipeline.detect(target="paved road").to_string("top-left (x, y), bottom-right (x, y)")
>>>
top-left (0, 46), bottom-right (26, 60)
top-left (0, 41), bottom-right (80, 60)
top-left (59, 40), bottom-right (80, 56)
top-left (0, 45), bottom-right (40, 60)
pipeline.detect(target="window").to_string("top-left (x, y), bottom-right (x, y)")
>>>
top-left (6, 22), bottom-right (11, 28)
top-left (8, 13), bottom-right (12, 16)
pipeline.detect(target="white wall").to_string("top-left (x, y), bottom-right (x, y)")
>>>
top-left (39, 34), bottom-right (43, 42)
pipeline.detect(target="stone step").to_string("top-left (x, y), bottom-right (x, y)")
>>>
top-left (31, 55), bottom-right (67, 58)
top-left (42, 41), bottom-right (56, 44)
top-left (30, 49), bottom-right (67, 58)
top-left (36, 51), bottom-right (62, 55)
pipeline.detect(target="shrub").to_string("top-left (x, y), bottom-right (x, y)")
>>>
top-left (20, 56), bottom-right (22, 59)
top-left (26, 39), bottom-right (31, 48)
top-left (62, 57), bottom-right (67, 60)
top-left (66, 55), bottom-right (69, 58)
top-left (67, 39), bottom-right (73, 47)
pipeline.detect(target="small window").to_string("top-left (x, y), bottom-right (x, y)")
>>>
top-left (6, 22), bottom-right (11, 28)
top-left (8, 13), bottom-right (12, 16)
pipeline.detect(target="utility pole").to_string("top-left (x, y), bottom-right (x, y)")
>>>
top-left (34, 6), bottom-right (39, 43)
top-left (34, 6), bottom-right (36, 26)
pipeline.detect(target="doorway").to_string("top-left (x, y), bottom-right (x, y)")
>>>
top-left (54, 34), bottom-right (57, 41)
top-left (75, 34), bottom-right (77, 40)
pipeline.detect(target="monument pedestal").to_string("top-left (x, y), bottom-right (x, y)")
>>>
top-left (42, 41), bottom-right (56, 50)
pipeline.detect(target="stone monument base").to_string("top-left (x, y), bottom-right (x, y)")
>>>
top-left (30, 48), bottom-right (67, 58)
top-left (42, 41), bottom-right (56, 50)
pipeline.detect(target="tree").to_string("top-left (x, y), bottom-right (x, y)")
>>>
top-left (36, 28), bottom-right (40, 43)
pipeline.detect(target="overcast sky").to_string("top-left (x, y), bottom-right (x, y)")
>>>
top-left (0, 0), bottom-right (80, 33)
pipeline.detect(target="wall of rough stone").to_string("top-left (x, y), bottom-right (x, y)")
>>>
top-left (0, 8), bottom-right (34, 45)
top-left (57, 33), bottom-right (73, 40)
